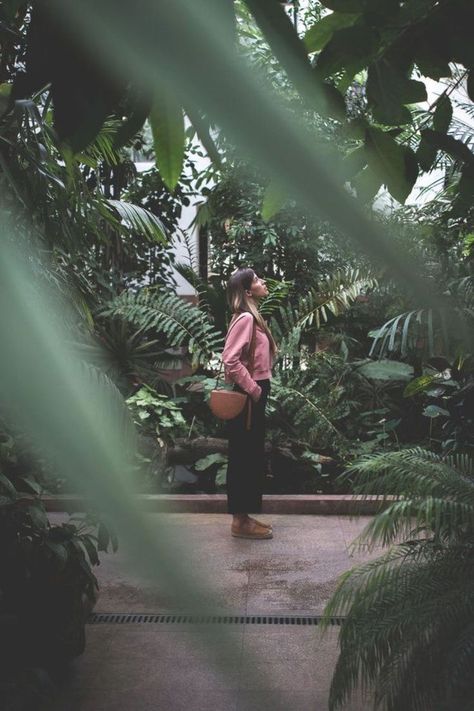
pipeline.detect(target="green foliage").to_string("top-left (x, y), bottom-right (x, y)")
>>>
top-left (76, 317), bottom-right (181, 395)
top-left (272, 351), bottom-right (371, 458)
top-left (304, 12), bottom-right (358, 54)
top-left (0, 470), bottom-right (117, 668)
top-left (103, 288), bottom-right (223, 367)
top-left (0, 89), bottom-right (178, 322)
top-left (403, 355), bottom-right (474, 454)
top-left (126, 385), bottom-right (186, 440)
top-left (194, 453), bottom-right (228, 487)
top-left (78, 360), bottom-right (137, 439)
top-left (124, 166), bottom-right (190, 238)
top-left (370, 278), bottom-right (474, 360)
top-left (272, 268), bottom-right (377, 350)
top-left (259, 278), bottom-right (292, 319)
top-left (106, 199), bottom-right (168, 244)
top-left (272, 371), bottom-right (349, 454)
top-left (246, 0), bottom-right (474, 213)
top-left (149, 89), bottom-right (185, 191)
top-left (5, 4), bottom-right (216, 191)
top-left (462, 233), bottom-right (474, 257)
top-left (354, 359), bottom-right (413, 382)
top-left (200, 160), bottom-right (362, 292)
top-left (323, 447), bottom-right (474, 710)
top-left (261, 179), bottom-right (286, 222)
top-left (364, 126), bottom-right (418, 204)
top-left (0, 361), bottom-right (136, 494)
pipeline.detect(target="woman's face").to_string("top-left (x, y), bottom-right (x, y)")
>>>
top-left (248, 273), bottom-right (268, 299)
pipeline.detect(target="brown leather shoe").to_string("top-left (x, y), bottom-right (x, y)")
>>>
top-left (248, 516), bottom-right (272, 530)
top-left (231, 519), bottom-right (273, 540)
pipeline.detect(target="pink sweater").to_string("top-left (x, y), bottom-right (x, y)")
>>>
top-left (222, 312), bottom-right (272, 401)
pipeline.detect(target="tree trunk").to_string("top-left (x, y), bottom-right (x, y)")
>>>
top-left (167, 436), bottom-right (333, 465)
top-left (168, 437), bottom-right (228, 464)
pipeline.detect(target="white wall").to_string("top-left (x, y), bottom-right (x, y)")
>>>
top-left (136, 151), bottom-right (210, 296)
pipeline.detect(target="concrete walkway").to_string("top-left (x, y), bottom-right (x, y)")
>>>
top-left (50, 514), bottom-right (381, 711)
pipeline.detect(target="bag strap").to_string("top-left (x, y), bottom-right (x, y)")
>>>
top-left (215, 314), bottom-right (257, 388)
top-left (247, 318), bottom-right (257, 376)
top-left (245, 324), bottom-right (258, 430)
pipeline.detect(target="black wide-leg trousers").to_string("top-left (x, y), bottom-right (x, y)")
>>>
top-left (226, 379), bottom-right (270, 514)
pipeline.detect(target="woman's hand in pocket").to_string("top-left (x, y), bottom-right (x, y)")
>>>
top-left (251, 385), bottom-right (262, 403)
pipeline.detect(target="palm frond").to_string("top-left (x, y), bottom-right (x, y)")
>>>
top-left (74, 318), bottom-right (182, 394)
top-left (369, 307), bottom-right (451, 359)
top-left (323, 541), bottom-right (474, 710)
top-left (106, 199), bottom-right (168, 243)
top-left (343, 448), bottom-right (474, 547)
top-left (78, 119), bottom-right (123, 166)
top-left (370, 277), bottom-right (474, 359)
top-left (452, 276), bottom-right (474, 312)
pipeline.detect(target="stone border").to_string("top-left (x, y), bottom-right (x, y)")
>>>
top-left (42, 494), bottom-right (394, 515)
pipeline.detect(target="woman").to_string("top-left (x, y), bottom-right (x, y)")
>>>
top-left (222, 267), bottom-right (278, 539)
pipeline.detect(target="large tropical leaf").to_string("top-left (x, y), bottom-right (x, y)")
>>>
top-left (261, 179), bottom-right (286, 222)
top-left (149, 89), bottom-right (185, 192)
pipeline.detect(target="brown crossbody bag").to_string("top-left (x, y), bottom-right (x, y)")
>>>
top-left (208, 315), bottom-right (257, 430)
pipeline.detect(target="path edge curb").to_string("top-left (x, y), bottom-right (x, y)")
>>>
top-left (42, 494), bottom-right (394, 515)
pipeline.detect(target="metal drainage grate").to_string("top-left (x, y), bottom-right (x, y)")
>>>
top-left (88, 612), bottom-right (345, 626)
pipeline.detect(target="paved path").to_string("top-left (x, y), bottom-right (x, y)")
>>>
top-left (50, 514), bottom-right (381, 711)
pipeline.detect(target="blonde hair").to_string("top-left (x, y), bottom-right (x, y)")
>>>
top-left (227, 267), bottom-right (277, 356)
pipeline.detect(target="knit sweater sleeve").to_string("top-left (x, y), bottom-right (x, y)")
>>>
top-left (222, 313), bottom-right (262, 401)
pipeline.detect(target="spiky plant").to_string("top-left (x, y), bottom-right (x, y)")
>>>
top-left (102, 288), bottom-right (223, 368)
top-left (322, 448), bottom-right (474, 711)
top-left (74, 317), bottom-right (183, 395)
top-left (369, 276), bottom-right (474, 360)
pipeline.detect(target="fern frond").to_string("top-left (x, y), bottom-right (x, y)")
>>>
top-left (101, 289), bottom-right (223, 366)
top-left (259, 278), bottom-right (292, 318)
top-left (444, 622), bottom-right (474, 707)
top-left (272, 374), bottom-right (349, 451)
top-left (346, 448), bottom-right (474, 501)
top-left (273, 268), bottom-right (376, 345)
